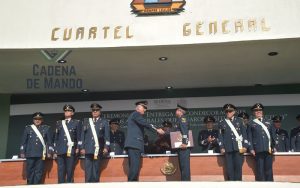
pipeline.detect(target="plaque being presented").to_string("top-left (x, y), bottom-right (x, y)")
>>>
top-left (170, 130), bottom-right (194, 149)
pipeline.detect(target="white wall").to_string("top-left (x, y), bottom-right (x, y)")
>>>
top-left (1, 0), bottom-right (300, 49)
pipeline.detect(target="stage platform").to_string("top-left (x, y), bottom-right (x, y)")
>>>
top-left (0, 181), bottom-right (300, 188)
top-left (0, 153), bottom-right (300, 186)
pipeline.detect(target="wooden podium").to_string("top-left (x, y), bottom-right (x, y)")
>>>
top-left (1, 153), bottom-right (300, 185)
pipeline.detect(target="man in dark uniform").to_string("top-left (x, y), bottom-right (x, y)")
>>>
top-left (198, 116), bottom-right (219, 153)
top-left (272, 115), bottom-right (290, 152)
top-left (124, 101), bottom-right (164, 181)
top-left (154, 120), bottom-right (172, 154)
top-left (238, 112), bottom-right (250, 128)
top-left (53, 105), bottom-right (81, 183)
top-left (109, 118), bottom-right (125, 155)
top-left (218, 104), bottom-right (248, 181)
top-left (238, 112), bottom-right (250, 152)
top-left (80, 103), bottom-right (110, 182)
top-left (20, 112), bottom-right (53, 184)
top-left (290, 114), bottom-right (300, 152)
top-left (247, 103), bottom-right (275, 181)
top-left (173, 104), bottom-right (191, 181)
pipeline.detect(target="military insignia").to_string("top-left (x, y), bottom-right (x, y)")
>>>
top-left (181, 118), bottom-right (186, 123)
top-left (40, 49), bottom-right (72, 63)
top-left (131, 0), bottom-right (186, 16)
top-left (160, 161), bottom-right (177, 175)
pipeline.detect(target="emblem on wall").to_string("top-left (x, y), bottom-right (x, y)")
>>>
top-left (131, 0), bottom-right (186, 16)
top-left (160, 161), bottom-right (177, 175)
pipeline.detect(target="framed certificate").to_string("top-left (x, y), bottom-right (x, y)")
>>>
top-left (170, 130), bottom-right (194, 149)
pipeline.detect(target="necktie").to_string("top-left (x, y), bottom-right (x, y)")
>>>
top-left (94, 118), bottom-right (97, 123)
top-left (66, 120), bottom-right (69, 125)
top-left (258, 118), bottom-right (262, 122)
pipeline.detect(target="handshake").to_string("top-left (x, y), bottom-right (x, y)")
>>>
top-left (150, 124), bottom-right (165, 135)
top-left (156, 128), bottom-right (165, 135)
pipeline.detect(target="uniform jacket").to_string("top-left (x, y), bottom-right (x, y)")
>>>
top-left (172, 116), bottom-right (190, 145)
top-left (124, 111), bottom-right (156, 152)
top-left (218, 117), bottom-right (248, 152)
top-left (110, 130), bottom-right (125, 155)
top-left (247, 118), bottom-right (276, 153)
top-left (273, 128), bottom-right (289, 152)
top-left (81, 117), bottom-right (110, 155)
top-left (54, 119), bottom-right (81, 155)
top-left (290, 126), bottom-right (300, 152)
top-left (20, 124), bottom-right (53, 158)
top-left (198, 129), bottom-right (219, 153)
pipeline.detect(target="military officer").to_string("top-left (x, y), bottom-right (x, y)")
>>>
top-left (198, 116), bottom-right (219, 153)
top-left (109, 118), bottom-right (125, 155)
top-left (80, 103), bottom-right (110, 182)
top-left (238, 112), bottom-right (250, 151)
top-left (124, 101), bottom-right (164, 181)
top-left (238, 112), bottom-right (250, 128)
top-left (218, 104), bottom-right (248, 181)
top-left (154, 120), bottom-right (172, 154)
top-left (20, 112), bottom-right (53, 184)
top-left (272, 115), bottom-right (290, 152)
top-left (172, 104), bottom-right (191, 181)
top-left (247, 103), bottom-right (275, 181)
top-left (53, 105), bottom-right (81, 183)
top-left (290, 114), bottom-right (300, 152)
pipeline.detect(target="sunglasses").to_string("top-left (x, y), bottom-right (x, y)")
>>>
top-left (92, 109), bottom-right (100, 112)
top-left (64, 110), bottom-right (73, 112)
